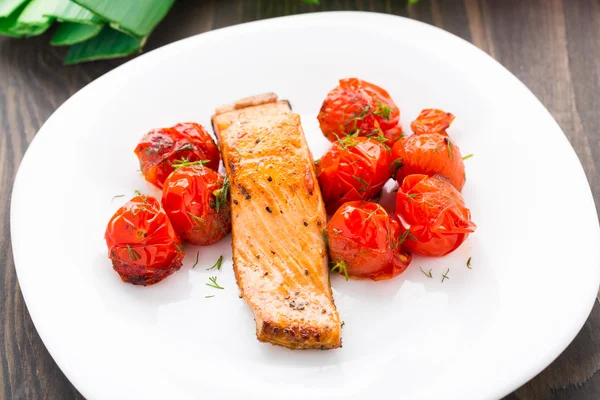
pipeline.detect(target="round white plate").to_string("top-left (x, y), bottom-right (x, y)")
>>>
top-left (11, 11), bottom-right (600, 400)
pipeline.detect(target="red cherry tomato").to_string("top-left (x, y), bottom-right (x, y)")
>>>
top-left (395, 174), bottom-right (476, 257)
top-left (134, 122), bottom-right (220, 189)
top-left (392, 133), bottom-right (465, 190)
top-left (105, 195), bottom-right (184, 285)
top-left (411, 109), bottom-right (455, 136)
top-left (317, 136), bottom-right (391, 214)
top-left (327, 201), bottom-right (412, 281)
top-left (161, 164), bottom-right (231, 245)
top-left (318, 78), bottom-right (402, 144)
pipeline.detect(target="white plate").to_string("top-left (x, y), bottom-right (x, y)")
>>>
top-left (11, 12), bottom-right (600, 400)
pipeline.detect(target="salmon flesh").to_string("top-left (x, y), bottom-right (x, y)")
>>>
top-left (212, 94), bottom-right (342, 349)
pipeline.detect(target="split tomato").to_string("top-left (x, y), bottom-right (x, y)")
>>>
top-left (411, 109), bottom-right (455, 136)
top-left (395, 174), bottom-right (476, 257)
top-left (327, 201), bottom-right (412, 281)
top-left (161, 163), bottom-right (231, 245)
top-left (318, 78), bottom-right (402, 144)
top-left (317, 136), bottom-right (391, 214)
top-left (105, 194), bottom-right (184, 285)
top-left (391, 133), bottom-right (465, 190)
top-left (134, 122), bottom-right (220, 189)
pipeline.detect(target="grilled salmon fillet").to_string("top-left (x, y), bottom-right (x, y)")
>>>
top-left (212, 94), bottom-right (342, 349)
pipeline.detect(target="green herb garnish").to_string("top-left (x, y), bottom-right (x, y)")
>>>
top-left (213, 176), bottom-right (230, 213)
top-left (441, 268), bottom-right (450, 283)
top-left (352, 175), bottom-right (369, 193)
top-left (398, 229), bottom-right (417, 246)
top-left (330, 260), bottom-right (349, 281)
top-left (391, 158), bottom-right (404, 175)
top-left (126, 245), bottom-right (141, 261)
top-left (337, 131), bottom-right (359, 150)
top-left (467, 257), bottom-right (472, 269)
top-left (420, 266), bottom-right (433, 278)
top-left (444, 137), bottom-right (454, 161)
top-left (192, 251), bottom-right (200, 269)
top-left (171, 157), bottom-right (209, 170)
top-left (206, 276), bottom-right (224, 289)
top-left (207, 255), bottom-right (223, 271)
top-left (373, 101), bottom-right (393, 120)
top-left (462, 153), bottom-right (473, 160)
top-left (187, 211), bottom-right (204, 226)
top-left (112, 194), bottom-right (125, 201)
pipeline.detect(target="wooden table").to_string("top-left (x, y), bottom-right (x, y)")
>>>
top-left (1, 0), bottom-right (599, 398)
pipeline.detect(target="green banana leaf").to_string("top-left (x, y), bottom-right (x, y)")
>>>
top-left (44, 0), bottom-right (102, 25)
top-left (51, 21), bottom-right (102, 45)
top-left (0, 0), bottom-right (29, 17)
top-left (64, 25), bottom-right (145, 65)
top-left (71, 0), bottom-right (174, 38)
top-left (13, 0), bottom-right (54, 36)
top-left (0, 1), bottom-right (29, 37)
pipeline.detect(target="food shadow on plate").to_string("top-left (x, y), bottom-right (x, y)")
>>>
top-left (91, 250), bottom-right (193, 323)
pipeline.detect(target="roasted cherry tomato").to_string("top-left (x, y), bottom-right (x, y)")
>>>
top-left (318, 78), bottom-right (402, 144)
top-left (411, 109), bottom-right (455, 136)
top-left (395, 174), bottom-right (476, 257)
top-left (134, 122), bottom-right (220, 189)
top-left (161, 163), bottom-right (231, 245)
top-left (327, 201), bottom-right (412, 281)
top-left (105, 195), bottom-right (184, 285)
top-left (317, 136), bottom-right (391, 214)
top-left (391, 133), bottom-right (465, 190)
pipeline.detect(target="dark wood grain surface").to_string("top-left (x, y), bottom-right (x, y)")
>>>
top-left (1, 0), bottom-right (599, 399)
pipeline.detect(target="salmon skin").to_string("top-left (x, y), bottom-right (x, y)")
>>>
top-left (212, 94), bottom-right (342, 349)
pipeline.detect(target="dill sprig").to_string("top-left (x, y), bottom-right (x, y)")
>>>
top-left (330, 260), bottom-right (349, 281)
top-left (352, 175), bottom-right (369, 193)
top-left (373, 101), bottom-right (393, 120)
top-left (363, 205), bottom-right (381, 224)
top-left (171, 157), bottom-right (209, 170)
top-left (391, 158), bottom-right (404, 175)
top-left (337, 131), bottom-right (360, 150)
top-left (192, 251), bottom-right (200, 269)
top-left (441, 268), bottom-right (450, 283)
top-left (206, 276), bottom-right (224, 289)
top-left (205, 295), bottom-right (215, 299)
top-left (462, 153), bottom-right (473, 160)
top-left (322, 229), bottom-right (329, 251)
top-left (207, 255), bottom-right (223, 271)
top-left (398, 229), bottom-right (417, 246)
top-left (112, 194), bottom-right (125, 201)
top-left (420, 266), bottom-right (433, 278)
top-left (467, 257), bottom-right (472, 269)
top-left (187, 211), bottom-right (204, 226)
top-left (444, 137), bottom-right (454, 161)
top-left (213, 176), bottom-right (230, 213)
top-left (126, 245), bottom-right (141, 261)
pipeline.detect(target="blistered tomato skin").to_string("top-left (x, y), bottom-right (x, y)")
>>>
top-left (134, 122), bottom-right (220, 189)
top-left (327, 201), bottom-right (412, 281)
top-left (392, 133), bottom-right (465, 190)
top-left (161, 165), bottom-right (231, 246)
top-left (411, 109), bottom-right (455, 136)
top-left (317, 137), bottom-right (391, 214)
top-left (395, 174), bottom-right (476, 257)
top-left (318, 78), bottom-right (402, 144)
top-left (104, 195), bottom-right (184, 286)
